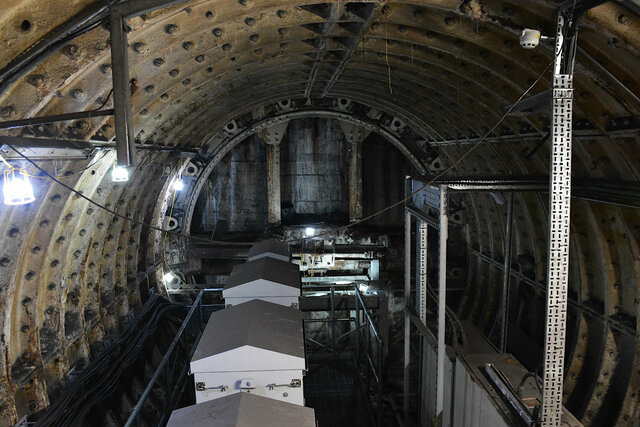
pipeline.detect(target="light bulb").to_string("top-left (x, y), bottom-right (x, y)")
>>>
top-left (358, 284), bottom-right (369, 292)
top-left (163, 272), bottom-right (175, 283)
top-left (305, 227), bottom-right (315, 237)
top-left (4, 168), bottom-right (35, 205)
top-left (172, 178), bottom-right (184, 191)
top-left (112, 165), bottom-right (129, 182)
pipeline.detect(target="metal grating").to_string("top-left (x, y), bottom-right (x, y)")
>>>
top-left (541, 72), bottom-right (573, 426)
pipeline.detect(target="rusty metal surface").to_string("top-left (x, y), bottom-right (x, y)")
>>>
top-left (0, 0), bottom-right (637, 424)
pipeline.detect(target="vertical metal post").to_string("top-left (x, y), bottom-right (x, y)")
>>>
top-left (330, 286), bottom-right (336, 351)
top-left (417, 220), bottom-right (428, 323)
top-left (541, 14), bottom-right (574, 427)
top-left (403, 210), bottom-right (411, 422)
top-left (379, 294), bottom-right (389, 358)
top-left (355, 291), bottom-right (360, 366)
top-left (500, 192), bottom-right (514, 353)
top-left (365, 307), bottom-right (370, 387)
top-left (416, 219), bottom-right (428, 425)
top-left (436, 185), bottom-right (448, 420)
top-left (377, 338), bottom-right (383, 427)
top-left (109, 11), bottom-right (136, 167)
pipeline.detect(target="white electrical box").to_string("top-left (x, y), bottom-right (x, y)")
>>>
top-left (167, 392), bottom-right (316, 427)
top-left (223, 257), bottom-right (301, 307)
top-left (191, 299), bottom-right (306, 406)
top-left (247, 240), bottom-right (290, 262)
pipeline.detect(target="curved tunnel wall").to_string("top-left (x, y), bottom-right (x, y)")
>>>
top-left (0, 0), bottom-right (638, 424)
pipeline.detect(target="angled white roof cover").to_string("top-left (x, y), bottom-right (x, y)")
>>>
top-left (192, 299), bottom-right (304, 362)
top-left (224, 257), bottom-right (300, 291)
top-left (166, 393), bottom-right (316, 427)
top-left (247, 240), bottom-right (290, 262)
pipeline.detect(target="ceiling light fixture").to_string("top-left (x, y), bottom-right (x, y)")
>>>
top-left (305, 227), bottom-right (315, 237)
top-left (172, 178), bottom-right (184, 191)
top-left (112, 165), bottom-right (129, 182)
top-left (163, 272), bottom-right (176, 284)
top-left (3, 167), bottom-right (35, 205)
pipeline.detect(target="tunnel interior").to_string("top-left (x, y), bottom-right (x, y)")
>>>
top-left (0, 0), bottom-right (639, 426)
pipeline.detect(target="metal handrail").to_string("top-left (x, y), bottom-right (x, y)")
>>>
top-left (124, 290), bottom-right (205, 427)
top-left (353, 285), bottom-right (381, 342)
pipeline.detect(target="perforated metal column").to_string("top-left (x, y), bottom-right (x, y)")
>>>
top-left (436, 186), bottom-right (448, 418)
top-left (541, 72), bottom-right (573, 426)
top-left (417, 220), bottom-right (428, 323)
top-left (403, 211), bottom-right (411, 421)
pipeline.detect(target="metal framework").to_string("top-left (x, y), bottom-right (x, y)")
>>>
top-left (403, 210), bottom-right (411, 420)
top-left (541, 13), bottom-right (575, 426)
top-left (404, 180), bottom-right (448, 424)
top-left (413, 174), bottom-right (640, 208)
top-left (109, 0), bottom-right (195, 167)
top-left (109, 11), bottom-right (136, 167)
top-left (436, 186), bottom-right (448, 419)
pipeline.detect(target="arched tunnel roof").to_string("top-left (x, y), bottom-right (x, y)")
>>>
top-left (0, 0), bottom-right (639, 424)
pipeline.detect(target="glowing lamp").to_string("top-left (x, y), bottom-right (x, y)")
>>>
top-left (172, 178), bottom-right (184, 191)
top-left (163, 272), bottom-right (176, 284)
top-left (305, 227), bottom-right (315, 237)
top-left (3, 168), bottom-right (35, 205)
top-left (112, 165), bottom-right (129, 182)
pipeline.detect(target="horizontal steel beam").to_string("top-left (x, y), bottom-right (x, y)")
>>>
top-left (405, 205), bottom-right (440, 229)
top-left (0, 135), bottom-right (199, 154)
top-left (425, 122), bottom-right (640, 146)
top-left (0, 109), bottom-right (113, 130)
top-left (302, 275), bottom-right (370, 283)
top-left (0, 135), bottom-right (94, 150)
top-left (413, 175), bottom-right (640, 208)
top-left (0, 145), bottom-right (91, 161)
top-left (299, 295), bottom-right (380, 311)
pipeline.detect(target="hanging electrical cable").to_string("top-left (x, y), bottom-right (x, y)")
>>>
top-left (1, 141), bottom-right (255, 245)
top-left (0, 35), bottom-right (563, 246)
top-left (290, 51), bottom-right (560, 244)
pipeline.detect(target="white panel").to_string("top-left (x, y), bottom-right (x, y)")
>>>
top-left (193, 369), bottom-right (305, 406)
top-left (421, 340), bottom-right (437, 423)
top-left (225, 296), bottom-right (300, 308)
top-left (247, 252), bottom-right (290, 263)
top-left (223, 279), bottom-right (300, 298)
top-left (191, 345), bottom-right (305, 373)
top-left (450, 359), bottom-right (510, 427)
